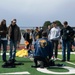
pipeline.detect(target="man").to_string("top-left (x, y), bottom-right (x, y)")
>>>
top-left (49, 22), bottom-right (60, 59)
top-left (60, 21), bottom-right (74, 61)
top-left (8, 19), bottom-right (21, 62)
top-left (32, 31), bottom-right (53, 68)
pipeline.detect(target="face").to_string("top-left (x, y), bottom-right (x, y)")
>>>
top-left (48, 25), bottom-right (50, 29)
top-left (63, 23), bottom-right (67, 28)
top-left (63, 24), bottom-right (67, 28)
top-left (53, 23), bottom-right (57, 27)
top-left (11, 21), bottom-right (16, 25)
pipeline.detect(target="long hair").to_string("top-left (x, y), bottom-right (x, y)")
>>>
top-left (0, 19), bottom-right (7, 29)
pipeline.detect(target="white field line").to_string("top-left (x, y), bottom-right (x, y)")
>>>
top-left (58, 52), bottom-right (75, 54)
top-left (0, 52), bottom-right (75, 55)
top-left (2, 72), bottom-right (30, 75)
top-left (0, 53), bottom-right (9, 55)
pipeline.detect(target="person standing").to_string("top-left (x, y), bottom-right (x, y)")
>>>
top-left (46, 25), bottom-right (51, 35)
top-left (49, 22), bottom-right (60, 59)
top-left (0, 19), bottom-right (8, 62)
top-left (33, 27), bottom-right (39, 41)
top-left (60, 21), bottom-right (74, 61)
top-left (23, 29), bottom-right (30, 49)
top-left (8, 19), bottom-right (21, 62)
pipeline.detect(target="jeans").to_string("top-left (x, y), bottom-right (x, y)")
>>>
top-left (0, 36), bottom-right (1, 49)
top-left (51, 40), bottom-right (58, 58)
top-left (0, 40), bottom-right (7, 61)
top-left (62, 40), bottom-right (71, 61)
top-left (9, 39), bottom-right (17, 60)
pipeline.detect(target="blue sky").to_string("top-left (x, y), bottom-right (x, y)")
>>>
top-left (0, 0), bottom-right (75, 27)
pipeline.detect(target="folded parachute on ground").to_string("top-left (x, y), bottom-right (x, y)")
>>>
top-left (16, 49), bottom-right (28, 57)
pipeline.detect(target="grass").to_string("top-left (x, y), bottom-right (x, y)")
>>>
top-left (0, 50), bottom-right (75, 75)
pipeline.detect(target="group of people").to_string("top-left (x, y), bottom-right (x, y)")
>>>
top-left (0, 19), bottom-right (21, 63)
top-left (0, 19), bottom-right (75, 68)
top-left (31, 21), bottom-right (75, 68)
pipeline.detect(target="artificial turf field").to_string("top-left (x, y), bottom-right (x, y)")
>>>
top-left (0, 52), bottom-right (75, 75)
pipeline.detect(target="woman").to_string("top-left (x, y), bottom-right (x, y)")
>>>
top-left (0, 19), bottom-right (8, 62)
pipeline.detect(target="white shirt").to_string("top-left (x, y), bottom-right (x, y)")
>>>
top-left (49, 27), bottom-right (60, 40)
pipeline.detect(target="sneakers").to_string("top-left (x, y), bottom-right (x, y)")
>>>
top-left (2, 61), bottom-right (15, 68)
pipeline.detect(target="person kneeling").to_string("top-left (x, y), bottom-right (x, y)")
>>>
top-left (31, 31), bottom-right (53, 68)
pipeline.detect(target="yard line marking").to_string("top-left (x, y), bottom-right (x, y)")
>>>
top-left (66, 61), bottom-right (75, 66)
top-left (58, 52), bottom-right (75, 54)
top-left (57, 58), bottom-right (75, 66)
top-left (37, 66), bottom-right (75, 74)
top-left (0, 53), bottom-right (9, 55)
top-left (1, 71), bottom-right (30, 74)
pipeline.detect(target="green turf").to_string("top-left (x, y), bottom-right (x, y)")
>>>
top-left (0, 52), bottom-right (75, 75)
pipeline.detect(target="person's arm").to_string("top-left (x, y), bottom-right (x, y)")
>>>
top-left (0, 27), bottom-right (8, 35)
top-left (60, 29), bottom-right (63, 36)
top-left (18, 27), bottom-right (21, 43)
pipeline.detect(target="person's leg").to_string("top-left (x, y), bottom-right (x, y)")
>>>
top-left (34, 57), bottom-right (38, 66)
top-left (54, 40), bottom-right (58, 58)
top-left (2, 40), bottom-right (7, 62)
top-left (0, 40), bottom-right (1, 52)
top-left (9, 40), bottom-right (13, 60)
top-left (66, 41), bottom-right (71, 61)
top-left (51, 40), bottom-right (55, 57)
top-left (62, 40), bottom-right (66, 61)
top-left (0, 36), bottom-right (1, 50)
top-left (31, 56), bottom-right (40, 68)
top-left (12, 41), bottom-right (17, 60)
top-left (42, 58), bottom-right (49, 67)
top-left (32, 56), bottom-right (43, 67)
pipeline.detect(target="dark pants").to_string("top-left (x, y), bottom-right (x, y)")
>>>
top-left (62, 40), bottom-right (71, 61)
top-left (33, 56), bottom-right (49, 67)
top-left (0, 40), bottom-right (7, 61)
top-left (51, 40), bottom-right (58, 58)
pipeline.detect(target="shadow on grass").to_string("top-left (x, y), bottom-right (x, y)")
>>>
top-left (16, 60), bottom-right (33, 63)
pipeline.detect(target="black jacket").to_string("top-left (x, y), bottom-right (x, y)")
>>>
top-left (60, 26), bottom-right (74, 41)
top-left (0, 24), bottom-right (8, 38)
top-left (23, 32), bottom-right (30, 42)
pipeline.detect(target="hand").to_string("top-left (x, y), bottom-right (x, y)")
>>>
top-left (0, 31), bottom-right (3, 32)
